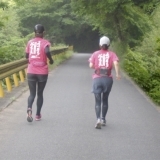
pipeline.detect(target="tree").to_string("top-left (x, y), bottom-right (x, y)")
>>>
top-left (13, 0), bottom-right (100, 52)
top-left (132, 0), bottom-right (159, 14)
top-left (0, 0), bottom-right (27, 64)
top-left (71, 0), bottom-right (151, 48)
top-left (15, 1), bottom-right (78, 39)
top-left (0, 1), bottom-right (8, 28)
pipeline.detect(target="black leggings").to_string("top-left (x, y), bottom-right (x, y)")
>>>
top-left (94, 91), bottom-right (110, 120)
top-left (28, 80), bottom-right (47, 115)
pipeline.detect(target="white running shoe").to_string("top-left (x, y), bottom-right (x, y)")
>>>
top-left (95, 119), bottom-right (101, 129)
top-left (101, 119), bottom-right (106, 126)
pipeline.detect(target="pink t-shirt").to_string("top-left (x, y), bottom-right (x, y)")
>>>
top-left (26, 37), bottom-right (51, 74)
top-left (89, 49), bottom-right (119, 79)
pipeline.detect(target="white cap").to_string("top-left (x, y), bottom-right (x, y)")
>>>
top-left (99, 36), bottom-right (110, 46)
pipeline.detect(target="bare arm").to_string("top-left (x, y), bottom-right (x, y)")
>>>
top-left (113, 61), bottom-right (121, 80)
top-left (89, 62), bottom-right (94, 69)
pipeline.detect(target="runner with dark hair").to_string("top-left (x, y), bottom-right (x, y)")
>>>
top-left (25, 24), bottom-right (54, 122)
top-left (89, 36), bottom-right (121, 129)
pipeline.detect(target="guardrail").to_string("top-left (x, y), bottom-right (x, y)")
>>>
top-left (0, 46), bottom-right (69, 98)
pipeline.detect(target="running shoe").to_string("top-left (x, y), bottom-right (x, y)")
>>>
top-left (35, 114), bottom-right (41, 121)
top-left (27, 108), bottom-right (33, 122)
top-left (95, 119), bottom-right (101, 129)
top-left (101, 119), bottom-right (106, 126)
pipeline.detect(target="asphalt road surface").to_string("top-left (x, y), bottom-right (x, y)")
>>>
top-left (0, 53), bottom-right (160, 160)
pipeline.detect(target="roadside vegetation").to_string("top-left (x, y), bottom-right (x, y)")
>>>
top-left (0, 0), bottom-right (160, 105)
top-left (49, 49), bottom-right (74, 70)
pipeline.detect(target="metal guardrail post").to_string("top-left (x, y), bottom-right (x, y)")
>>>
top-left (0, 81), bottom-right (4, 97)
top-left (5, 77), bottom-right (12, 92)
top-left (19, 70), bottom-right (25, 82)
top-left (13, 73), bottom-right (19, 87)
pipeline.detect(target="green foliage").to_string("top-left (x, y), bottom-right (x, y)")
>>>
top-left (111, 41), bottom-right (129, 57)
top-left (124, 50), bottom-right (150, 90)
top-left (132, 0), bottom-right (160, 14)
top-left (124, 49), bottom-right (160, 104)
top-left (0, 33), bottom-right (34, 64)
top-left (0, 43), bottom-right (24, 64)
top-left (134, 5), bottom-right (160, 55)
top-left (0, 4), bottom-right (25, 65)
top-left (71, 0), bottom-right (151, 48)
top-left (16, 1), bottom-right (83, 43)
top-left (0, 7), bottom-right (21, 40)
top-left (0, 1), bottom-right (8, 9)
top-left (0, 1), bottom-right (8, 28)
top-left (13, 0), bottom-right (100, 52)
top-left (123, 4), bottom-right (160, 105)
top-left (156, 38), bottom-right (160, 55)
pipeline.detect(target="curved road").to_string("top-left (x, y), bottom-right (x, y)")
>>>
top-left (0, 53), bottom-right (160, 160)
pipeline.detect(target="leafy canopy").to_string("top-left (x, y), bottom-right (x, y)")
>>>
top-left (71, 0), bottom-right (151, 48)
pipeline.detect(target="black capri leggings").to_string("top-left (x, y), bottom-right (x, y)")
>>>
top-left (27, 74), bottom-right (48, 115)
top-left (28, 81), bottom-right (47, 115)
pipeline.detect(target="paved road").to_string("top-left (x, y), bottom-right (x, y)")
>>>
top-left (0, 53), bottom-right (160, 160)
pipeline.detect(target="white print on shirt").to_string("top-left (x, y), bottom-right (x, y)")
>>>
top-left (98, 52), bottom-right (109, 67)
top-left (30, 41), bottom-right (41, 59)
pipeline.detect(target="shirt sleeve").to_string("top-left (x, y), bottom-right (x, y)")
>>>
top-left (44, 40), bottom-right (51, 49)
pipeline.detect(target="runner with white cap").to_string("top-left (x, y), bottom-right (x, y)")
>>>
top-left (89, 36), bottom-right (120, 129)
